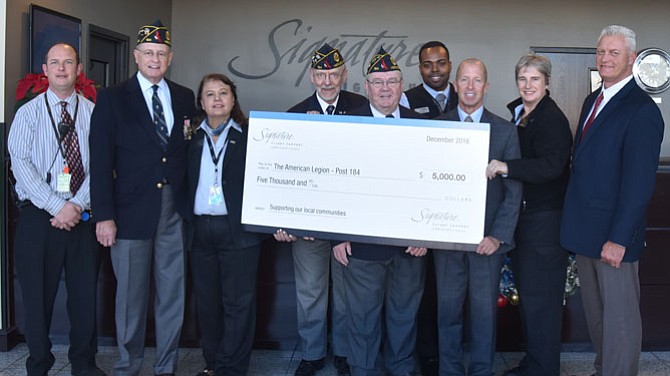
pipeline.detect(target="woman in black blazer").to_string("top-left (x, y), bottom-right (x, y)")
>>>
top-left (486, 54), bottom-right (573, 376)
top-left (186, 73), bottom-right (265, 376)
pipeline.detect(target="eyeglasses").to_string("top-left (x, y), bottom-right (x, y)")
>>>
top-left (135, 48), bottom-right (170, 60)
top-left (366, 79), bottom-right (402, 88)
top-left (313, 72), bottom-right (342, 81)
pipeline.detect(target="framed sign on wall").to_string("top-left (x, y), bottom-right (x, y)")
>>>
top-left (29, 4), bottom-right (81, 74)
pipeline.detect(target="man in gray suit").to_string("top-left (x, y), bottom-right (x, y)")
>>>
top-left (434, 58), bottom-right (522, 376)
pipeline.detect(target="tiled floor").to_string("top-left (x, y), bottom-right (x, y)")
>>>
top-left (2, 342), bottom-right (670, 375)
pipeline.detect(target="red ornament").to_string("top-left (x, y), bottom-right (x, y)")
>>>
top-left (497, 294), bottom-right (508, 308)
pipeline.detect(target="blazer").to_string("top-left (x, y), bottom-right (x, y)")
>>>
top-left (184, 126), bottom-right (265, 250)
top-left (90, 73), bottom-right (196, 239)
top-left (560, 79), bottom-right (664, 261)
top-left (438, 108), bottom-right (522, 252)
top-left (345, 104), bottom-right (427, 260)
top-left (404, 82), bottom-right (458, 119)
top-left (505, 93), bottom-right (572, 213)
top-left (288, 90), bottom-right (368, 114)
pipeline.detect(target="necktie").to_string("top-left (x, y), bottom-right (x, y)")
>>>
top-left (435, 93), bottom-right (447, 112)
top-left (580, 92), bottom-right (604, 139)
top-left (464, 115), bottom-right (474, 122)
top-left (152, 85), bottom-right (169, 148)
top-left (60, 101), bottom-right (85, 195)
top-left (326, 105), bottom-right (335, 115)
top-left (386, 114), bottom-right (395, 118)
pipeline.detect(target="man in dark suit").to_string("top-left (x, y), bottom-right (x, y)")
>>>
top-left (276, 43), bottom-right (366, 376)
top-left (401, 41), bottom-right (457, 119)
top-left (90, 20), bottom-right (196, 376)
top-left (332, 47), bottom-right (428, 376)
top-left (400, 40), bottom-right (458, 376)
top-left (434, 58), bottom-right (521, 376)
top-left (560, 25), bottom-right (664, 376)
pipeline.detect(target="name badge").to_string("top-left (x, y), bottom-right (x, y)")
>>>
top-left (208, 184), bottom-right (223, 205)
top-left (414, 106), bottom-right (430, 114)
top-left (57, 173), bottom-right (71, 193)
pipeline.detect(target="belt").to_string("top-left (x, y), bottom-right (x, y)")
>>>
top-left (18, 200), bottom-right (93, 221)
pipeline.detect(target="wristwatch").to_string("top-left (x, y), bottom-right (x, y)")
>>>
top-left (633, 47), bottom-right (670, 94)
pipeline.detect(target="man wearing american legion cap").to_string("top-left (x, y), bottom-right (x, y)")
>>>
top-left (275, 43), bottom-right (366, 376)
top-left (331, 47), bottom-right (428, 375)
top-left (90, 20), bottom-right (195, 376)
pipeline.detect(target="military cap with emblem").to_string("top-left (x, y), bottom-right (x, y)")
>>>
top-left (366, 46), bottom-right (401, 74)
top-left (137, 19), bottom-right (171, 46)
top-left (311, 43), bottom-right (345, 70)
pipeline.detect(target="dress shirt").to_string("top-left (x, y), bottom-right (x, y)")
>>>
top-left (137, 73), bottom-right (174, 133)
top-left (316, 94), bottom-right (339, 114)
top-left (8, 89), bottom-right (94, 214)
top-left (587, 75), bottom-right (633, 123)
top-left (370, 104), bottom-right (400, 118)
top-left (193, 118), bottom-right (242, 215)
top-left (457, 105), bottom-right (484, 123)
top-left (399, 83), bottom-right (452, 109)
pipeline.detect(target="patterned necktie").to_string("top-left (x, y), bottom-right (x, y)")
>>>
top-left (580, 92), bottom-right (604, 140)
top-left (464, 115), bottom-right (474, 122)
top-left (60, 101), bottom-right (85, 194)
top-left (152, 85), bottom-right (169, 148)
top-left (326, 105), bottom-right (335, 115)
top-left (435, 93), bottom-right (447, 112)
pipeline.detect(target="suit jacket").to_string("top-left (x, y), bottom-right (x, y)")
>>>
top-left (346, 104), bottom-right (427, 260)
top-left (184, 126), bottom-right (265, 250)
top-left (560, 79), bottom-right (664, 261)
top-left (505, 93), bottom-right (572, 213)
top-left (90, 73), bottom-right (196, 239)
top-left (438, 108), bottom-right (522, 252)
top-left (404, 83), bottom-right (458, 119)
top-left (287, 90), bottom-right (368, 114)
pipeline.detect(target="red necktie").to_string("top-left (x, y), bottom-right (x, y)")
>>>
top-left (580, 92), bottom-right (604, 139)
top-left (61, 101), bottom-right (85, 195)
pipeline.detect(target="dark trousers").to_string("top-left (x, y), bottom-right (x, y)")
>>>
top-left (344, 253), bottom-right (426, 376)
top-left (190, 215), bottom-right (261, 376)
top-left (511, 210), bottom-right (568, 376)
top-left (14, 204), bottom-right (101, 376)
top-left (415, 251), bottom-right (438, 361)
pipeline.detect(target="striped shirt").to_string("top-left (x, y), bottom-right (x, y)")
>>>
top-left (8, 89), bottom-right (95, 215)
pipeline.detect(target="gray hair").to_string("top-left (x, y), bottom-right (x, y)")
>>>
top-left (515, 54), bottom-right (551, 84)
top-left (456, 58), bottom-right (488, 82)
top-left (598, 25), bottom-right (636, 54)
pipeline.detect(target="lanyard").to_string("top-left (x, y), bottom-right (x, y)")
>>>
top-left (44, 94), bottom-right (79, 159)
top-left (204, 129), bottom-right (230, 174)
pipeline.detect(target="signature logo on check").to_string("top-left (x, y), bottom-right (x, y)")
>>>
top-left (411, 208), bottom-right (459, 225)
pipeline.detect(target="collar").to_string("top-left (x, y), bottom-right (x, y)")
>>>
top-left (422, 82), bottom-right (451, 100)
top-left (601, 74), bottom-right (633, 102)
top-left (197, 117), bottom-right (242, 135)
top-left (370, 103), bottom-right (400, 118)
top-left (136, 72), bottom-right (168, 94)
top-left (457, 105), bottom-right (484, 122)
top-left (316, 93), bottom-right (339, 114)
top-left (46, 88), bottom-right (77, 108)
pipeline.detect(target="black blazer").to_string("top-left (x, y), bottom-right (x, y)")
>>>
top-left (504, 93), bottom-right (572, 213)
top-left (184, 126), bottom-right (265, 250)
top-left (345, 104), bottom-right (426, 260)
top-left (288, 90), bottom-right (368, 114)
top-left (404, 83), bottom-right (458, 119)
top-left (90, 73), bottom-right (195, 239)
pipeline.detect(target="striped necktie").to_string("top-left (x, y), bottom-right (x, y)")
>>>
top-left (152, 85), bottom-right (169, 148)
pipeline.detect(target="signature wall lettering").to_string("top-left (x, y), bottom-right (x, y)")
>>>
top-left (227, 19), bottom-right (424, 90)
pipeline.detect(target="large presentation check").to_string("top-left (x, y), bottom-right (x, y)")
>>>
top-left (242, 111), bottom-right (490, 251)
